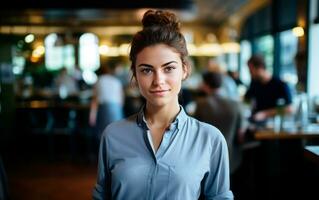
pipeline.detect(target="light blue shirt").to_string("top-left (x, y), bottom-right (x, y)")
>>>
top-left (93, 106), bottom-right (233, 200)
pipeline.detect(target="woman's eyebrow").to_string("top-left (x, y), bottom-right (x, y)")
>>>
top-left (137, 64), bottom-right (153, 68)
top-left (161, 61), bottom-right (177, 67)
top-left (137, 61), bottom-right (177, 68)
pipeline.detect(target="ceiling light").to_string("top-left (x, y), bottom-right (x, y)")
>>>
top-left (292, 27), bottom-right (304, 37)
top-left (25, 34), bottom-right (35, 43)
top-left (99, 45), bottom-right (109, 55)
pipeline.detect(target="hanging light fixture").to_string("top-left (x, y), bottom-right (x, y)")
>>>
top-left (292, 26), bottom-right (304, 37)
top-left (25, 33), bottom-right (35, 43)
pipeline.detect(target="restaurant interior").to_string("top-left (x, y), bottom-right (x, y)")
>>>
top-left (1, 0), bottom-right (319, 199)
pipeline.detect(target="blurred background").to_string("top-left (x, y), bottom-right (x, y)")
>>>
top-left (1, 0), bottom-right (319, 199)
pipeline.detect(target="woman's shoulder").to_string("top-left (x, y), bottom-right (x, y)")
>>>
top-left (102, 114), bottom-right (139, 137)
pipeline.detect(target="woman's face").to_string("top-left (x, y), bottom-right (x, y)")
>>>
top-left (135, 44), bottom-right (187, 108)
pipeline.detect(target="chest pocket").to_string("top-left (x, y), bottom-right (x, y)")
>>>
top-left (164, 162), bottom-right (207, 200)
top-left (147, 162), bottom-right (172, 200)
top-left (110, 157), bottom-right (150, 198)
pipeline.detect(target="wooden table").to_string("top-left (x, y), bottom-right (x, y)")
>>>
top-left (254, 125), bottom-right (319, 140)
top-left (249, 125), bottom-right (319, 199)
top-left (248, 127), bottom-right (319, 199)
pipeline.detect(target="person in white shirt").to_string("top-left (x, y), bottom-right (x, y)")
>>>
top-left (89, 63), bottom-right (124, 140)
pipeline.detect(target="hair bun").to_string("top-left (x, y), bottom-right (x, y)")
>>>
top-left (142, 10), bottom-right (180, 31)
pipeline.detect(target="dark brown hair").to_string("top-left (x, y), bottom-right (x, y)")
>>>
top-left (202, 71), bottom-right (222, 89)
top-left (247, 54), bottom-right (266, 69)
top-left (129, 9), bottom-right (190, 78)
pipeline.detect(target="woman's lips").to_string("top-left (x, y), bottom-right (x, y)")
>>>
top-left (150, 89), bottom-right (169, 96)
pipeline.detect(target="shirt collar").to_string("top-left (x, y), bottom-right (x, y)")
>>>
top-left (136, 105), bottom-right (188, 130)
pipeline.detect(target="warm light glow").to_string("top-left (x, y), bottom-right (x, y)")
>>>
top-left (32, 45), bottom-right (45, 57)
top-left (101, 43), bottom-right (230, 57)
top-left (136, 9), bottom-right (150, 20)
top-left (30, 56), bottom-right (40, 63)
top-left (221, 42), bottom-right (240, 53)
top-left (25, 34), bottom-right (35, 43)
top-left (292, 27), bottom-right (304, 37)
top-left (119, 44), bottom-right (130, 56)
top-left (107, 47), bottom-right (120, 57)
top-left (187, 43), bottom-right (197, 55)
top-left (99, 45), bottom-right (109, 55)
top-left (31, 45), bottom-right (44, 62)
top-left (197, 43), bottom-right (222, 56)
top-left (75, 42), bottom-right (240, 58)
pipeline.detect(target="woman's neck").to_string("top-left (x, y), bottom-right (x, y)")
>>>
top-left (145, 102), bottom-right (180, 128)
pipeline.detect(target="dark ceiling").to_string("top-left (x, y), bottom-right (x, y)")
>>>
top-left (0, 0), bottom-right (250, 27)
top-left (2, 0), bottom-right (194, 9)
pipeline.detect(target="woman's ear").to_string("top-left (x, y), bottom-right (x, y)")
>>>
top-left (182, 71), bottom-right (187, 80)
top-left (130, 74), bottom-right (138, 87)
top-left (182, 64), bottom-right (189, 80)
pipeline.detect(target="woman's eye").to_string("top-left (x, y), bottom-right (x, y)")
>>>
top-left (141, 68), bottom-right (152, 75)
top-left (164, 66), bottom-right (175, 73)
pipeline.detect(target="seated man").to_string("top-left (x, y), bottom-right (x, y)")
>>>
top-left (193, 71), bottom-right (245, 175)
top-left (244, 54), bottom-right (293, 125)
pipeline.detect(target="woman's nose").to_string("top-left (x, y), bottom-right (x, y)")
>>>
top-left (153, 71), bottom-right (165, 85)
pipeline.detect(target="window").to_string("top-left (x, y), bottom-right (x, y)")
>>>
top-left (63, 44), bottom-right (75, 69)
top-left (227, 53), bottom-right (239, 72)
top-left (308, 24), bottom-right (319, 97)
top-left (44, 33), bottom-right (75, 71)
top-left (79, 33), bottom-right (100, 72)
top-left (215, 53), bottom-right (239, 75)
top-left (279, 29), bottom-right (298, 93)
top-left (254, 35), bottom-right (274, 75)
top-left (239, 40), bottom-right (252, 86)
top-left (45, 33), bottom-right (64, 71)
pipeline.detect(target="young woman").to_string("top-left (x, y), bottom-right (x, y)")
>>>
top-left (93, 9), bottom-right (233, 200)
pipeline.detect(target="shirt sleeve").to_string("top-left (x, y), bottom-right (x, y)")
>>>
top-left (280, 81), bottom-right (292, 105)
top-left (92, 134), bottom-right (111, 200)
top-left (202, 133), bottom-right (234, 200)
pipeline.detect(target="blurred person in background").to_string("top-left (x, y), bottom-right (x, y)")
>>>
top-left (194, 71), bottom-right (245, 175)
top-left (54, 67), bottom-right (79, 98)
top-left (206, 59), bottom-right (240, 101)
top-left (114, 61), bottom-right (131, 88)
top-left (89, 62), bottom-right (124, 148)
top-left (244, 54), bottom-right (293, 126)
top-left (72, 64), bottom-right (88, 90)
top-left (93, 9), bottom-right (233, 200)
top-left (227, 70), bottom-right (245, 87)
